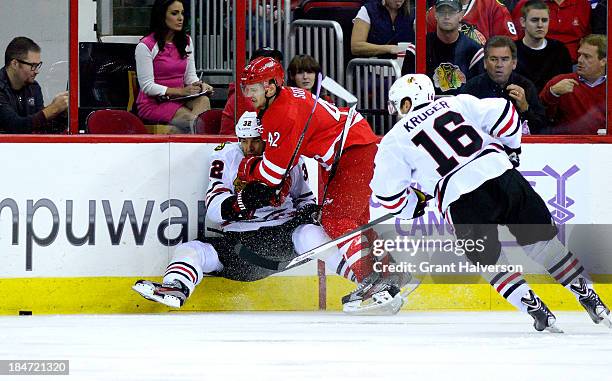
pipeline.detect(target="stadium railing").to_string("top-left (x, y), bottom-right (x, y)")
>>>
top-left (346, 58), bottom-right (403, 135)
top-left (289, 19), bottom-right (346, 87)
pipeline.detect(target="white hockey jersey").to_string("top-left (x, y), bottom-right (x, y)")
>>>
top-left (205, 142), bottom-right (315, 232)
top-left (370, 94), bottom-right (521, 218)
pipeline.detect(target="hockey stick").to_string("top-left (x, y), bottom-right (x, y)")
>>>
top-left (285, 189), bottom-right (434, 270)
top-left (284, 212), bottom-right (396, 269)
top-left (237, 211), bottom-right (397, 272)
top-left (275, 72), bottom-right (323, 196)
top-left (238, 189), bottom-right (433, 272)
top-left (317, 103), bottom-right (357, 218)
top-left (320, 76), bottom-right (358, 105)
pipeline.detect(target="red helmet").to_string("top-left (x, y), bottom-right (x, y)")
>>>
top-left (240, 56), bottom-right (285, 87)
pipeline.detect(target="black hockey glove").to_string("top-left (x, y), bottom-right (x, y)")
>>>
top-left (295, 203), bottom-right (322, 225)
top-left (220, 182), bottom-right (276, 221)
top-left (504, 146), bottom-right (521, 168)
top-left (220, 195), bottom-right (254, 221)
top-left (237, 181), bottom-right (276, 210)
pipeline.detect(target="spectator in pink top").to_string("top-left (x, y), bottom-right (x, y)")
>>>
top-left (135, 0), bottom-right (213, 133)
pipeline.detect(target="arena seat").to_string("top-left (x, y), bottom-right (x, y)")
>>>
top-left (78, 42), bottom-right (137, 132)
top-left (86, 109), bottom-right (150, 134)
top-left (194, 109), bottom-right (223, 134)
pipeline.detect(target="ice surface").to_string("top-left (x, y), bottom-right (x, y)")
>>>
top-left (1, 311), bottom-right (610, 380)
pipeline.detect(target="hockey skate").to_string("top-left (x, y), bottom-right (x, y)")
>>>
top-left (570, 278), bottom-right (612, 328)
top-left (132, 279), bottom-right (189, 308)
top-left (521, 290), bottom-right (563, 333)
top-left (342, 271), bottom-right (419, 315)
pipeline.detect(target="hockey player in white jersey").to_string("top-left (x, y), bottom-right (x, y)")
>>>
top-left (133, 112), bottom-right (344, 308)
top-left (370, 74), bottom-right (611, 331)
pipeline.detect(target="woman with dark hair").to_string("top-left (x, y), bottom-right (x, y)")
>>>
top-left (351, 0), bottom-right (415, 59)
top-left (286, 54), bottom-right (322, 92)
top-left (135, 0), bottom-right (213, 133)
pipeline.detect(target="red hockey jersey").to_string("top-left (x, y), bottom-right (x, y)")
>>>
top-left (253, 87), bottom-right (378, 186)
top-left (427, 0), bottom-right (518, 42)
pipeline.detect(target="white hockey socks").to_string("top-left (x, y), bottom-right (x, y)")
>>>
top-left (163, 240), bottom-right (223, 295)
top-left (480, 250), bottom-right (533, 313)
top-left (292, 224), bottom-right (358, 282)
top-left (523, 237), bottom-right (591, 297)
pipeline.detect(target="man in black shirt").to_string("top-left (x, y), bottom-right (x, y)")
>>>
top-left (515, 0), bottom-right (572, 93)
top-left (461, 36), bottom-right (547, 134)
top-left (402, 0), bottom-right (484, 95)
top-left (0, 37), bottom-right (68, 134)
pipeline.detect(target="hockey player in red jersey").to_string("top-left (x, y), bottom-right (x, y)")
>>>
top-left (370, 74), bottom-right (611, 331)
top-left (427, 0), bottom-right (518, 44)
top-left (237, 56), bottom-right (413, 314)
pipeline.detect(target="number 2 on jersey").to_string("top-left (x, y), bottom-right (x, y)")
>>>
top-left (411, 111), bottom-right (483, 176)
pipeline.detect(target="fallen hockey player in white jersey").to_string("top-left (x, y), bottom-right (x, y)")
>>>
top-left (132, 112), bottom-right (330, 307)
top-left (369, 74), bottom-right (611, 332)
top-left (132, 112), bottom-right (405, 314)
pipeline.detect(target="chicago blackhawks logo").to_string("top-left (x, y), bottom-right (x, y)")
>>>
top-left (433, 63), bottom-right (466, 92)
top-left (233, 177), bottom-right (247, 192)
top-left (459, 22), bottom-right (486, 46)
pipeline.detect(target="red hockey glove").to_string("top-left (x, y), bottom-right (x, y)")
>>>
top-left (238, 155), bottom-right (262, 182)
top-left (270, 177), bottom-right (292, 207)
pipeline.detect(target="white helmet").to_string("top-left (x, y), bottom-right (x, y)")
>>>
top-left (235, 111), bottom-right (263, 138)
top-left (387, 74), bottom-right (435, 117)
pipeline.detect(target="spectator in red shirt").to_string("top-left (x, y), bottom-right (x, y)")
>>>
top-left (219, 47), bottom-right (283, 135)
top-left (512, 0), bottom-right (591, 62)
top-left (540, 34), bottom-right (606, 134)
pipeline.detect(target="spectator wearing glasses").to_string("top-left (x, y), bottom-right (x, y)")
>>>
top-left (0, 36), bottom-right (68, 134)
